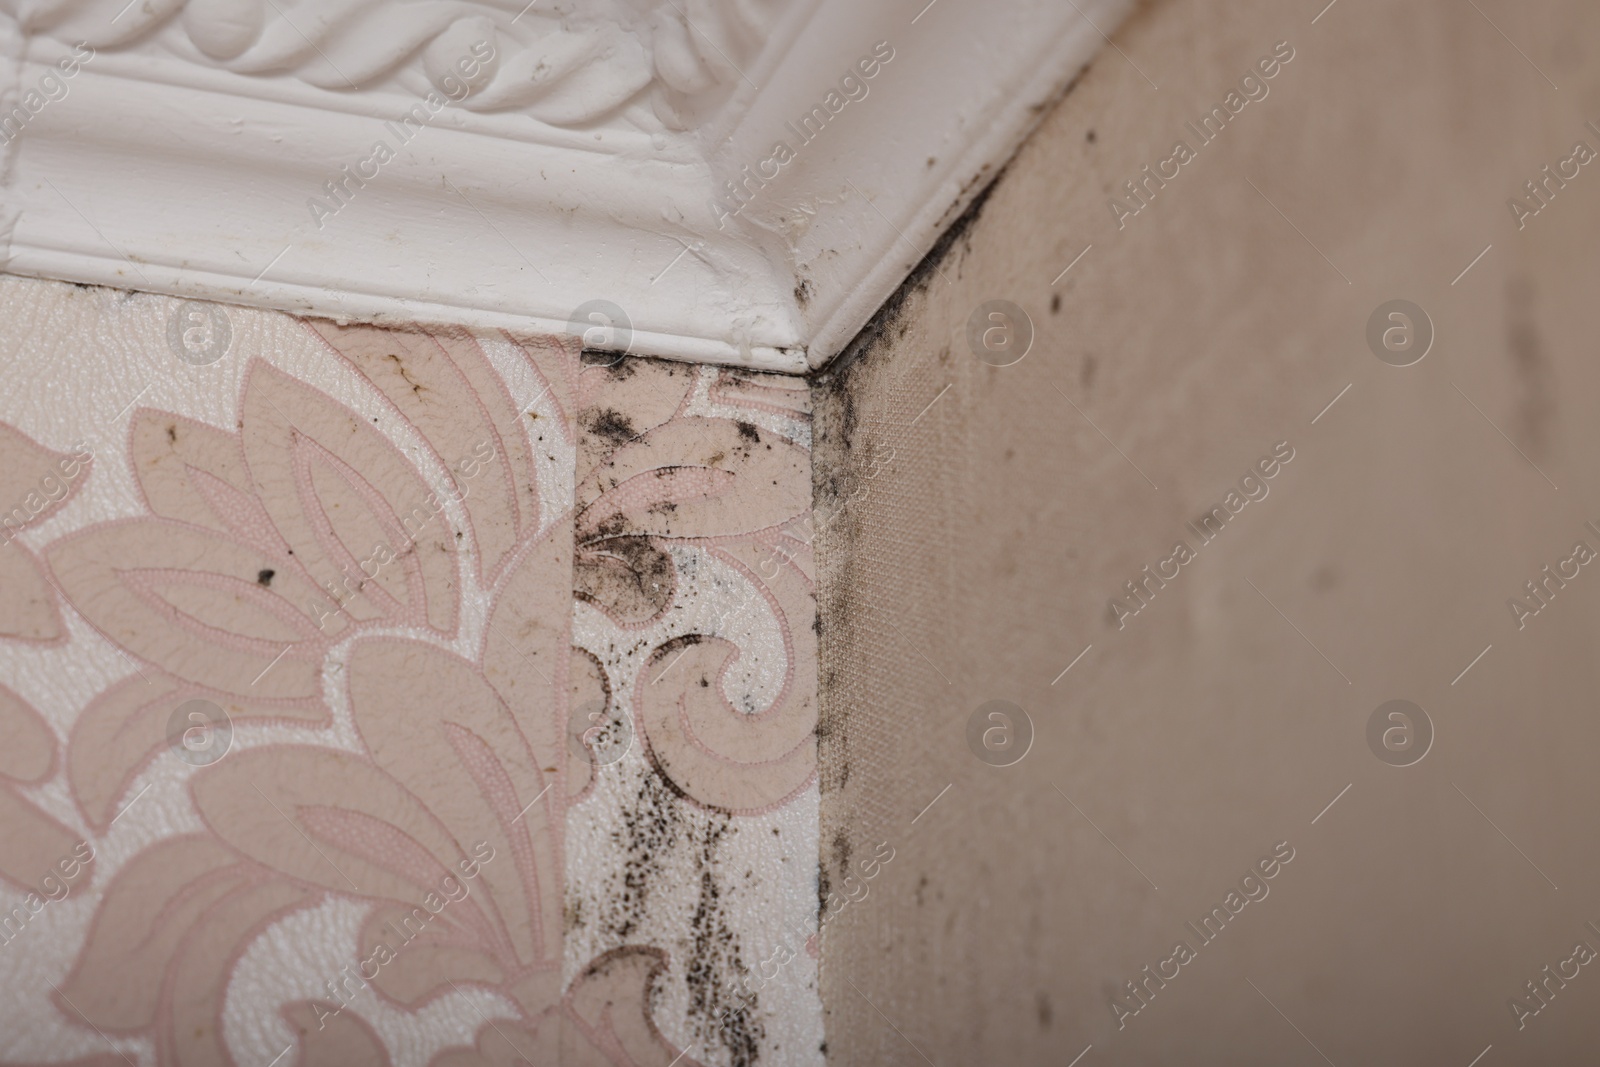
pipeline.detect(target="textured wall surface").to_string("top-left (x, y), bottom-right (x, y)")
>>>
top-left (815, 0), bottom-right (1600, 1064)
top-left (0, 278), bottom-right (820, 1067)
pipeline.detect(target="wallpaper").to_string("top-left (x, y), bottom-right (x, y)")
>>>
top-left (0, 277), bottom-right (820, 1067)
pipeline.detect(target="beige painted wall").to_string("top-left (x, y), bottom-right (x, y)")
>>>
top-left (815, 0), bottom-right (1600, 1063)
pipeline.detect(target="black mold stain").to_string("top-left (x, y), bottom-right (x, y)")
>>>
top-left (820, 164), bottom-right (1005, 398)
top-left (581, 350), bottom-right (636, 379)
top-left (256, 569), bottom-right (275, 587)
top-left (735, 421), bottom-right (761, 443)
top-left (574, 535), bottom-right (675, 625)
top-left (818, 827), bottom-right (856, 923)
top-left (683, 818), bottom-right (764, 1067)
top-left (659, 632), bottom-right (705, 650)
top-left (808, 173), bottom-right (1008, 812)
top-left (831, 828), bottom-right (852, 875)
top-left (586, 408), bottom-right (637, 447)
top-left (600, 762), bottom-right (760, 1063)
top-left (606, 772), bottom-right (682, 941)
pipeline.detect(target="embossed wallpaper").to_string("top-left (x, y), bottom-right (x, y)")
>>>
top-left (0, 276), bottom-right (820, 1067)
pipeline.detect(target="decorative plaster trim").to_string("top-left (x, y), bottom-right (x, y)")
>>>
top-left (0, 0), bottom-right (1128, 372)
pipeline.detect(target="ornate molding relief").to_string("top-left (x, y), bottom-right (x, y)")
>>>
top-left (0, 0), bottom-right (1130, 372)
top-left (4, 0), bottom-right (789, 130)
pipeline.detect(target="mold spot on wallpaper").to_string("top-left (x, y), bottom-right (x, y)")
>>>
top-left (567, 353), bottom-right (818, 1066)
top-left (586, 407), bottom-right (637, 447)
top-left (604, 770), bottom-right (684, 942)
top-left (578, 766), bottom-right (765, 1066)
top-left (684, 818), bottom-right (764, 1067)
top-left (574, 533), bottom-right (675, 621)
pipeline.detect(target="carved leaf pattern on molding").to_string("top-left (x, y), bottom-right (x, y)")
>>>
top-left (4, 0), bottom-right (793, 128)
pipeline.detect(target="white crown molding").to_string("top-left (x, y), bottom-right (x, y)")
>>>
top-left (0, 0), bottom-right (1127, 373)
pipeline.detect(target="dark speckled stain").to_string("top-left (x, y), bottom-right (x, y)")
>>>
top-left (684, 818), bottom-right (764, 1067)
top-left (820, 166), bottom-right (1004, 396)
top-left (803, 161), bottom-right (1019, 1063)
top-left (735, 420), bottom-right (761, 443)
top-left (809, 171), bottom-right (1006, 826)
top-left (587, 408), bottom-right (637, 448)
top-left (607, 772), bottom-right (681, 941)
top-left (815, 828), bottom-right (853, 923)
top-left (601, 768), bottom-right (761, 1064)
top-left (575, 533), bottom-right (675, 620)
top-left (580, 348), bottom-right (634, 374)
top-left (831, 829), bottom-right (851, 878)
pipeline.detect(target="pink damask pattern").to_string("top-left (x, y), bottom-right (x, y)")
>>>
top-left (561, 355), bottom-right (820, 1067)
top-left (0, 322), bottom-right (703, 1066)
top-left (0, 425), bottom-right (92, 643)
top-left (570, 356), bottom-right (817, 815)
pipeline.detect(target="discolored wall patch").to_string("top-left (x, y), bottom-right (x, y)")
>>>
top-left (563, 356), bottom-right (822, 1067)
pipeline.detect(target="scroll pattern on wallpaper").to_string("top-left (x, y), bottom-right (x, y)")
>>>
top-left (565, 352), bottom-right (822, 1067)
top-left (0, 290), bottom-right (819, 1067)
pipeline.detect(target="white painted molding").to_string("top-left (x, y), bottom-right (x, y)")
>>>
top-left (0, 0), bottom-right (1127, 372)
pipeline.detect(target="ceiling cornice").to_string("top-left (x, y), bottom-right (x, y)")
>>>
top-left (0, 0), bottom-right (1128, 373)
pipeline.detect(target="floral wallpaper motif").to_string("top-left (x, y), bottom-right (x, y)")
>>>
top-left (572, 358), bottom-right (815, 812)
top-left (0, 426), bottom-right (92, 643)
top-left (565, 355), bottom-right (822, 1067)
top-left (0, 281), bottom-right (821, 1067)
